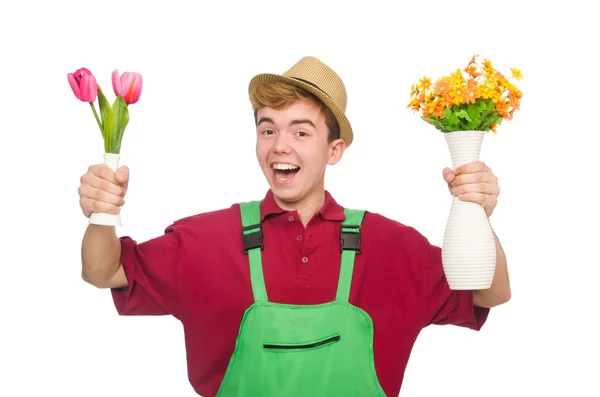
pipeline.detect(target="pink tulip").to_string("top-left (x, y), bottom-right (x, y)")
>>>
top-left (112, 70), bottom-right (143, 105)
top-left (67, 68), bottom-right (98, 102)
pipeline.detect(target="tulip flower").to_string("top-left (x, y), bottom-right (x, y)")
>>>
top-left (112, 70), bottom-right (143, 105)
top-left (67, 68), bottom-right (98, 102)
top-left (68, 66), bottom-right (142, 155)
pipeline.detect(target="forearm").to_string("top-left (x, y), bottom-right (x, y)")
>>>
top-left (81, 224), bottom-right (123, 288)
top-left (473, 229), bottom-right (511, 308)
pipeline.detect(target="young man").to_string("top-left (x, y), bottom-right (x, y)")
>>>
top-left (78, 56), bottom-right (510, 396)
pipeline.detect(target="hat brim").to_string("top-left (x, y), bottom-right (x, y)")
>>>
top-left (249, 73), bottom-right (353, 147)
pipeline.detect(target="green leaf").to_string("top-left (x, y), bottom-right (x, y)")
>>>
top-left (480, 114), bottom-right (501, 131)
top-left (89, 102), bottom-right (103, 138)
top-left (104, 95), bottom-right (129, 154)
top-left (116, 103), bottom-right (130, 152)
top-left (465, 103), bottom-right (482, 129)
top-left (475, 99), bottom-right (497, 131)
top-left (455, 109), bottom-right (472, 122)
top-left (422, 98), bottom-right (507, 133)
top-left (422, 116), bottom-right (448, 132)
top-left (97, 86), bottom-right (110, 134)
top-left (443, 108), bottom-right (459, 128)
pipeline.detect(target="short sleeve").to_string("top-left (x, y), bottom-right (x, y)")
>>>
top-left (111, 224), bottom-right (183, 320)
top-left (424, 242), bottom-right (489, 330)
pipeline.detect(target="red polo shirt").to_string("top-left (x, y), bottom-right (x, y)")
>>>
top-left (111, 189), bottom-right (489, 396)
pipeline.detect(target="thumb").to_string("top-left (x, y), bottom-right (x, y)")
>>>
top-left (442, 167), bottom-right (455, 184)
top-left (115, 166), bottom-right (129, 185)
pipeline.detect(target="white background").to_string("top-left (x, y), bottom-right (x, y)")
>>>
top-left (1, 0), bottom-right (598, 396)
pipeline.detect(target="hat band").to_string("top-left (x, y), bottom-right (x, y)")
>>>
top-left (289, 77), bottom-right (333, 100)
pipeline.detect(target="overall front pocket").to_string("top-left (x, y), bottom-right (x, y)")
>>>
top-left (263, 334), bottom-right (341, 350)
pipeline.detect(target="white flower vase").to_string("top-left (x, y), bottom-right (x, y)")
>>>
top-left (89, 152), bottom-right (122, 226)
top-left (442, 130), bottom-right (496, 290)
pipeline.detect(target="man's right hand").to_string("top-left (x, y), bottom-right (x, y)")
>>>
top-left (78, 164), bottom-right (129, 218)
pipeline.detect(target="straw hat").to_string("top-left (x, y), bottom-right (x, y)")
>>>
top-left (248, 56), bottom-right (353, 147)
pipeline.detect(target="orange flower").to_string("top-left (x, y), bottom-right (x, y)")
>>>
top-left (450, 68), bottom-right (465, 86)
top-left (508, 91), bottom-right (520, 110)
top-left (464, 65), bottom-right (481, 78)
top-left (464, 85), bottom-right (477, 104)
top-left (495, 100), bottom-right (510, 119)
top-left (449, 87), bottom-right (465, 105)
top-left (482, 59), bottom-right (494, 73)
top-left (511, 68), bottom-right (523, 81)
top-left (410, 84), bottom-right (419, 97)
top-left (419, 76), bottom-right (432, 92)
top-left (433, 102), bottom-right (445, 118)
top-left (407, 55), bottom-right (522, 133)
top-left (434, 79), bottom-right (450, 96)
top-left (467, 54), bottom-right (478, 68)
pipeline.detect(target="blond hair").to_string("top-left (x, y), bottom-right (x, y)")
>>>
top-left (249, 81), bottom-right (340, 142)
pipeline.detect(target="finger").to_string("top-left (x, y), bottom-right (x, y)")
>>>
top-left (89, 164), bottom-right (119, 184)
top-left (451, 182), bottom-right (499, 196)
top-left (81, 172), bottom-right (127, 198)
top-left (79, 196), bottom-right (122, 217)
top-left (457, 192), bottom-right (496, 207)
top-left (457, 192), bottom-right (497, 217)
top-left (78, 184), bottom-right (126, 207)
top-left (453, 171), bottom-right (497, 186)
top-left (455, 161), bottom-right (488, 175)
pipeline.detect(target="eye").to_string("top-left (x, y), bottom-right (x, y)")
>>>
top-left (262, 129), bottom-right (274, 135)
top-left (296, 131), bottom-right (308, 137)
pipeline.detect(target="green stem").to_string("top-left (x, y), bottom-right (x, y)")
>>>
top-left (89, 102), bottom-right (103, 135)
top-left (475, 100), bottom-right (494, 130)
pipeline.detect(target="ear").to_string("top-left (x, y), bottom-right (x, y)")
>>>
top-left (327, 138), bottom-right (346, 165)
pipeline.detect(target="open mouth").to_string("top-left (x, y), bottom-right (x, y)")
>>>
top-left (272, 163), bottom-right (301, 182)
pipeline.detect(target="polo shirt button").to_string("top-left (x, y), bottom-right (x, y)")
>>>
top-left (297, 235), bottom-right (303, 241)
top-left (302, 256), bottom-right (308, 263)
top-left (288, 215), bottom-right (294, 222)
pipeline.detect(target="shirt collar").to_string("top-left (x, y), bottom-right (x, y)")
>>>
top-left (259, 189), bottom-right (346, 222)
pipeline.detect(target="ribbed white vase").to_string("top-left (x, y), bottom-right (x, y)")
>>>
top-left (442, 130), bottom-right (496, 290)
top-left (89, 152), bottom-right (122, 226)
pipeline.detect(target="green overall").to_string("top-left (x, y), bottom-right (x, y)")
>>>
top-left (215, 201), bottom-right (386, 397)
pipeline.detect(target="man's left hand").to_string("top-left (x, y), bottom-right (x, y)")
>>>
top-left (442, 161), bottom-right (500, 218)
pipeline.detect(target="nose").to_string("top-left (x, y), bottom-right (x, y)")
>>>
top-left (272, 132), bottom-right (292, 154)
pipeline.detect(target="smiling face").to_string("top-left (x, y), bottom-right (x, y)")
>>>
top-left (255, 100), bottom-right (345, 210)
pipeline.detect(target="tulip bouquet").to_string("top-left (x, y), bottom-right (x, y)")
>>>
top-left (68, 67), bottom-right (142, 153)
top-left (68, 67), bottom-right (143, 226)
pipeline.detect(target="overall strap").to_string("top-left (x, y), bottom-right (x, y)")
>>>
top-left (335, 208), bottom-right (366, 303)
top-left (239, 201), bottom-right (268, 303)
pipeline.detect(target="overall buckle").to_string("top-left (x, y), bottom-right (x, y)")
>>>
top-left (242, 223), bottom-right (263, 253)
top-left (340, 224), bottom-right (361, 254)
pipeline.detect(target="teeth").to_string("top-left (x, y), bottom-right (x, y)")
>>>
top-left (276, 173), bottom-right (291, 181)
top-left (273, 163), bottom-right (299, 170)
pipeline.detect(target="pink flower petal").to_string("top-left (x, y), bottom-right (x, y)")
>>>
top-left (112, 70), bottom-right (121, 97)
top-left (125, 73), bottom-right (142, 104)
top-left (67, 73), bottom-right (81, 100)
top-left (130, 74), bottom-right (143, 104)
top-left (79, 74), bottom-right (98, 102)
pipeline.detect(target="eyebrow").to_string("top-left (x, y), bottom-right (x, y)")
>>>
top-left (257, 117), bottom-right (316, 129)
top-left (290, 119), bottom-right (316, 128)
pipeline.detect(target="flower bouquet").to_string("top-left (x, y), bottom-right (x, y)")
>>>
top-left (408, 55), bottom-right (522, 290)
top-left (68, 68), bottom-right (143, 226)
